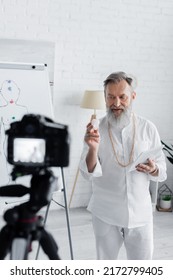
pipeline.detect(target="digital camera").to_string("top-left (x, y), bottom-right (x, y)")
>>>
top-left (6, 114), bottom-right (70, 169)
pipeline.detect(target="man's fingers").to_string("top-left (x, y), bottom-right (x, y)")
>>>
top-left (136, 164), bottom-right (150, 173)
top-left (136, 159), bottom-right (156, 173)
top-left (85, 133), bottom-right (99, 139)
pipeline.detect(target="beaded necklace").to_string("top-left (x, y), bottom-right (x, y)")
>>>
top-left (108, 113), bottom-right (136, 167)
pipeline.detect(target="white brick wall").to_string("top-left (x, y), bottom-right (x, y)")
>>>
top-left (0, 0), bottom-right (173, 207)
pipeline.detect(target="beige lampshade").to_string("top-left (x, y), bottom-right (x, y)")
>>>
top-left (80, 90), bottom-right (106, 110)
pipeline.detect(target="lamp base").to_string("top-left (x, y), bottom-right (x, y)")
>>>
top-left (90, 114), bottom-right (96, 121)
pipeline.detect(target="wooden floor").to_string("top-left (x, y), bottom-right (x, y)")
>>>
top-left (0, 206), bottom-right (173, 260)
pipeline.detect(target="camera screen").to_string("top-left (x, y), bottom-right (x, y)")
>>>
top-left (13, 138), bottom-right (46, 164)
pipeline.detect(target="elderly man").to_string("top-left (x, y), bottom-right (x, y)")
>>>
top-left (79, 72), bottom-right (167, 260)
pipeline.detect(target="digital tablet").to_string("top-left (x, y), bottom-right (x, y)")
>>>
top-left (128, 145), bottom-right (163, 172)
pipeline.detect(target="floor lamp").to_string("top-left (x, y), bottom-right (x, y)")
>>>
top-left (68, 90), bottom-right (106, 208)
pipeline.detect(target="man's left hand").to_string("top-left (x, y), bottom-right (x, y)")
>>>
top-left (136, 158), bottom-right (158, 176)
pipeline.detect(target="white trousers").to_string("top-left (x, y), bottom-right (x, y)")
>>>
top-left (92, 215), bottom-right (153, 260)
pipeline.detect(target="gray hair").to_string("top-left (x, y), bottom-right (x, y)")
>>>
top-left (103, 71), bottom-right (136, 94)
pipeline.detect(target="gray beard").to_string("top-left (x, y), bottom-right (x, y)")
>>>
top-left (107, 106), bottom-right (132, 130)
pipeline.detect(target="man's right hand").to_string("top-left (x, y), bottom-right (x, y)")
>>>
top-left (84, 122), bottom-right (100, 151)
top-left (85, 122), bottom-right (100, 173)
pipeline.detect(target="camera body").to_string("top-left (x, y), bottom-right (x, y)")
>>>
top-left (6, 114), bottom-right (70, 169)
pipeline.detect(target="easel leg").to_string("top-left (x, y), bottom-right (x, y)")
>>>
top-left (61, 167), bottom-right (74, 260)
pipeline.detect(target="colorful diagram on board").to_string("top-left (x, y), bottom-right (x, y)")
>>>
top-left (0, 79), bottom-right (28, 184)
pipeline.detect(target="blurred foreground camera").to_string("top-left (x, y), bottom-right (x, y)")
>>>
top-left (0, 113), bottom-right (70, 260)
top-left (6, 114), bottom-right (70, 170)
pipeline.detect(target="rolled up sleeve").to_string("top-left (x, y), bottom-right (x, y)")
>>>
top-left (79, 143), bottom-right (102, 181)
top-left (148, 152), bottom-right (167, 182)
top-left (147, 122), bottom-right (167, 183)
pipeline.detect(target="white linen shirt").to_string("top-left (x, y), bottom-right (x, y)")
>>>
top-left (79, 114), bottom-right (167, 228)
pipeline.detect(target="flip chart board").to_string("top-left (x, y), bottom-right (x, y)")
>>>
top-left (0, 62), bottom-right (54, 186)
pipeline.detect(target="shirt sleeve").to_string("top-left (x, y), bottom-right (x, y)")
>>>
top-left (147, 121), bottom-right (167, 182)
top-left (79, 142), bottom-right (102, 181)
top-left (148, 153), bottom-right (167, 182)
